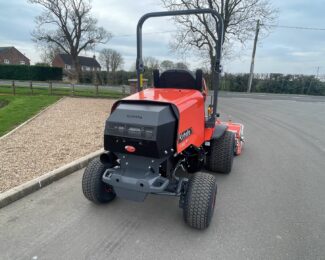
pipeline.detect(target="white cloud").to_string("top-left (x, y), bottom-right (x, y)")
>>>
top-left (290, 51), bottom-right (321, 57)
top-left (0, 0), bottom-right (325, 75)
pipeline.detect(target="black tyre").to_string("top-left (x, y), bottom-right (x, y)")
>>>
top-left (206, 130), bottom-right (235, 174)
top-left (82, 157), bottom-right (116, 204)
top-left (183, 172), bottom-right (217, 229)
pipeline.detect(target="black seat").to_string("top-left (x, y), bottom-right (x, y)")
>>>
top-left (153, 69), bottom-right (203, 91)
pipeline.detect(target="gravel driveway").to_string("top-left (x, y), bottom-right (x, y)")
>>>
top-left (0, 97), bottom-right (115, 193)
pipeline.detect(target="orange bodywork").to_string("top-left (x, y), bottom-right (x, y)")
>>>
top-left (204, 120), bottom-right (244, 155)
top-left (226, 121), bottom-right (244, 155)
top-left (123, 88), bottom-right (205, 153)
top-left (121, 87), bottom-right (244, 155)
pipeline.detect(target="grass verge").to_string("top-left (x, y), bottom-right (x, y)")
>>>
top-left (0, 95), bottom-right (60, 137)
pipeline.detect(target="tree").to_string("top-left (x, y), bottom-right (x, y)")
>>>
top-left (160, 60), bottom-right (174, 70)
top-left (99, 48), bottom-right (124, 73)
top-left (99, 48), bottom-right (124, 85)
top-left (143, 56), bottom-right (160, 70)
top-left (39, 44), bottom-right (61, 65)
top-left (29, 0), bottom-right (111, 82)
top-left (175, 62), bottom-right (189, 70)
top-left (161, 0), bottom-right (278, 70)
top-left (110, 51), bottom-right (124, 72)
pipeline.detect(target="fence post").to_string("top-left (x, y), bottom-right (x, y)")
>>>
top-left (95, 84), bottom-right (99, 96)
top-left (71, 84), bottom-right (75, 96)
top-left (12, 80), bottom-right (16, 96)
top-left (30, 81), bottom-right (33, 95)
top-left (49, 82), bottom-right (53, 95)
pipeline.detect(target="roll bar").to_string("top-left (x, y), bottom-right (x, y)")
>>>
top-left (136, 9), bottom-right (224, 125)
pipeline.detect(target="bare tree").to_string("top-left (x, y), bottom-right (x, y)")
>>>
top-left (175, 62), bottom-right (189, 70)
top-left (110, 51), bottom-right (124, 72)
top-left (143, 56), bottom-right (160, 70)
top-left (29, 0), bottom-right (111, 81)
top-left (161, 0), bottom-right (278, 70)
top-left (40, 44), bottom-right (62, 65)
top-left (160, 60), bottom-right (174, 70)
top-left (99, 49), bottom-right (112, 73)
top-left (99, 48), bottom-right (124, 73)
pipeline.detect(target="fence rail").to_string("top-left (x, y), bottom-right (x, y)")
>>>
top-left (0, 80), bottom-right (131, 97)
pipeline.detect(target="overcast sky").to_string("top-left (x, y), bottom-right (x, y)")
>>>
top-left (0, 0), bottom-right (324, 75)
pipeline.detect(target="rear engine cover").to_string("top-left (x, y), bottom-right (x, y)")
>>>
top-left (104, 102), bottom-right (177, 158)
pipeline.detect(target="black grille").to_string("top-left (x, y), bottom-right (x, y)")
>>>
top-left (107, 123), bottom-right (155, 141)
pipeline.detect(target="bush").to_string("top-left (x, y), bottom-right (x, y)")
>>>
top-left (0, 64), bottom-right (62, 81)
top-left (218, 73), bottom-right (325, 96)
top-left (77, 69), bottom-right (325, 96)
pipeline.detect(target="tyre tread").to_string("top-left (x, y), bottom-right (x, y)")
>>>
top-left (82, 157), bottom-right (115, 204)
top-left (183, 172), bottom-right (217, 229)
top-left (206, 130), bottom-right (235, 173)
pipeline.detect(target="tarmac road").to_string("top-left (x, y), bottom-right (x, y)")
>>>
top-left (1, 93), bottom-right (325, 260)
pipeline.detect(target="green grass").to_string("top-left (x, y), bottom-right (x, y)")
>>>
top-left (0, 95), bottom-right (60, 137)
top-left (0, 85), bottom-right (125, 99)
top-left (0, 99), bottom-right (9, 108)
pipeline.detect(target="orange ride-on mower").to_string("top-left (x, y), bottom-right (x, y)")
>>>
top-left (82, 9), bottom-right (244, 229)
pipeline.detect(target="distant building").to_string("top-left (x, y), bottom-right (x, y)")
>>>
top-left (52, 54), bottom-right (101, 72)
top-left (0, 46), bottom-right (30, 65)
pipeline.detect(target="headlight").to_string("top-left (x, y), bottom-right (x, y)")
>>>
top-left (127, 126), bottom-right (142, 138)
top-left (108, 123), bottom-right (154, 140)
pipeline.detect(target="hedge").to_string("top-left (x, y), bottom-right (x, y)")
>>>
top-left (68, 68), bottom-right (325, 96)
top-left (0, 64), bottom-right (62, 81)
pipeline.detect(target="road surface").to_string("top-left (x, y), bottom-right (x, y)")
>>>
top-left (1, 93), bottom-right (325, 259)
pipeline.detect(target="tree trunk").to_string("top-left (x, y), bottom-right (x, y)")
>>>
top-left (71, 54), bottom-right (81, 83)
top-left (106, 64), bottom-right (110, 85)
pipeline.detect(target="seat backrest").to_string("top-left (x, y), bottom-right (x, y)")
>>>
top-left (153, 69), bottom-right (203, 91)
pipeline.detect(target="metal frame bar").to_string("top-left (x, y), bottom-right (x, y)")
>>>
top-left (136, 9), bottom-right (224, 124)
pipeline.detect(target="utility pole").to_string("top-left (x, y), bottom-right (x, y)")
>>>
top-left (247, 20), bottom-right (260, 93)
top-left (307, 66), bottom-right (320, 94)
top-left (316, 66), bottom-right (320, 79)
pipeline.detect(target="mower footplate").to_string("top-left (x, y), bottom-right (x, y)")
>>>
top-left (102, 155), bottom-right (169, 202)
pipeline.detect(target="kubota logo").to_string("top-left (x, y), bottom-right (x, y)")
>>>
top-left (178, 128), bottom-right (192, 143)
top-left (127, 114), bottom-right (142, 119)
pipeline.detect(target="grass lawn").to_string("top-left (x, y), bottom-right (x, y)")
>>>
top-left (0, 95), bottom-right (60, 137)
top-left (0, 85), bottom-right (125, 99)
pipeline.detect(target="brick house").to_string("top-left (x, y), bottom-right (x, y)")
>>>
top-left (0, 47), bottom-right (30, 65)
top-left (52, 54), bottom-right (101, 72)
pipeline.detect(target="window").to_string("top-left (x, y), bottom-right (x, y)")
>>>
top-left (20, 60), bottom-right (25, 65)
top-left (4, 59), bottom-right (9, 64)
top-left (65, 64), bottom-right (71, 70)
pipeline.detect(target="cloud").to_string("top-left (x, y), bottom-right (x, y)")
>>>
top-left (290, 51), bottom-right (322, 57)
top-left (0, 0), bottom-right (324, 75)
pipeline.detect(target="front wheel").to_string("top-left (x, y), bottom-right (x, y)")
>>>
top-left (206, 130), bottom-right (235, 174)
top-left (183, 172), bottom-right (217, 229)
top-left (82, 157), bottom-right (116, 204)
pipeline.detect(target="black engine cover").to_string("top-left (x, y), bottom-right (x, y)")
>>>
top-left (104, 102), bottom-right (177, 158)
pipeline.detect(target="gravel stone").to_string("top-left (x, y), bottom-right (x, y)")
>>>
top-left (0, 97), bottom-right (115, 193)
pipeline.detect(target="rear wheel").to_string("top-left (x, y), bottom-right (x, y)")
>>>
top-left (183, 172), bottom-right (217, 229)
top-left (82, 157), bottom-right (116, 204)
top-left (206, 131), bottom-right (235, 174)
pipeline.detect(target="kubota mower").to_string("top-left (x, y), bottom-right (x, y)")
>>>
top-left (82, 9), bottom-right (244, 229)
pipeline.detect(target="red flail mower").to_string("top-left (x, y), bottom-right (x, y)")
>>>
top-left (82, 9), bottom-right (244, 229)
